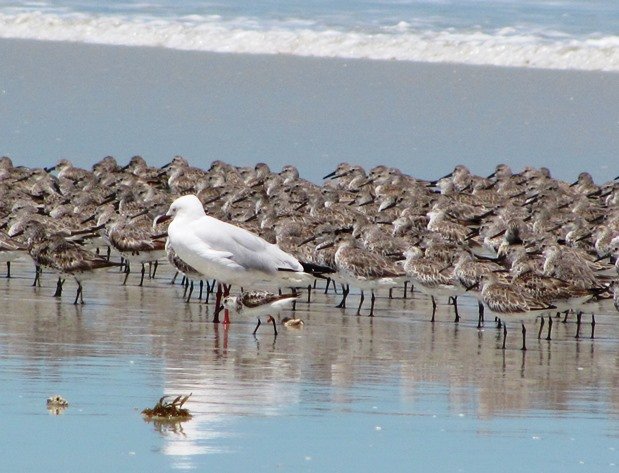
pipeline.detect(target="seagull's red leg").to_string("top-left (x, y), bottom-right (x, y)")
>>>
top-left (213, 282), bottom-right (222, 323)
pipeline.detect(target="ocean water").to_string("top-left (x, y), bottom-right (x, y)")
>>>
top-left (1, 261), bottom-right (618, 472)
top-left (0, 0), bottom-right (617, 70)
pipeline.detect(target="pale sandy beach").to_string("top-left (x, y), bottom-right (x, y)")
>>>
top-left (1, 38), bottom-right (617, 182)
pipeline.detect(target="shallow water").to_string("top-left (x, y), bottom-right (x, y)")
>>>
top-left (1, 260), bottom-right (617, 472)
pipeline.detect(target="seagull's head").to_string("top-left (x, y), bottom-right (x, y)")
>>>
top-left (154, 195), bottom-right (205, 226)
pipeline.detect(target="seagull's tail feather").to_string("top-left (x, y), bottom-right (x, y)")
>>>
top-left (277, 262), bottom-right (335, 279)
top-left (299, 261), bottom-right (336, 276)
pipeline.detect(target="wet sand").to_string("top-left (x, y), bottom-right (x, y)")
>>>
top-left (1, 260), bottom-right (618, 471)
top-left (0, 38), bottom-right (618, 183)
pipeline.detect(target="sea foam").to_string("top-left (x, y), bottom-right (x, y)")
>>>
top-left (0, 12), bottom-right (617, 71)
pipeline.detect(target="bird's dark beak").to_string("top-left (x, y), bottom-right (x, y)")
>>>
top-left (80, 214), bottom-right (96, 225)
top-left (153, 214), bottom-right (172, 229)
top-left (300, 234), bottom-right (318, 246)
top-left (44, 165), bottom-right (56, 173)
top-left (317, 240), bottom-right (335, 250)
top-left (428, 171), bottom-right (453, 186)
top-left (129, 208), bottom-right (150, 220)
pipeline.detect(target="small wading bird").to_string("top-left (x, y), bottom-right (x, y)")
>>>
top-left (222, 290), bottom-right (299, 335)
top-left (14, 220), bottom-right (122, 304)
top-left (477, 272), bottom-right (555, 350)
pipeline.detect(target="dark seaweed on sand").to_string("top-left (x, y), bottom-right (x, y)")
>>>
top-left (142, 394), bottom-right (192, 420)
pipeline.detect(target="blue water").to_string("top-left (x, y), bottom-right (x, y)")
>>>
top-left (1, 263), bottom-right (618, 472)
top-left (1, 0), bottom-right (617, 36)
top-left (0, 0), bottom-right (617, 70)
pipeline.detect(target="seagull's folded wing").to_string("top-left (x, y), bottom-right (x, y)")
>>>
top-left (195, 216), bottom-right (303, 274)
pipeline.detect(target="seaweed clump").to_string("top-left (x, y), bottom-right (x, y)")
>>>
top-left (46, 394), bottom-right (69, 415)
top-left (142, 394), bottom-right (192, 421)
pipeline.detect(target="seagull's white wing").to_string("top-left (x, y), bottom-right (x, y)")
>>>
top-left (172, 220), bottom-right (245, 273)
top-left (192, 216), bottom-right (302, 274)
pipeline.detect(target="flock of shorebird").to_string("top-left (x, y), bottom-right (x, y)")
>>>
top-left (1, 155), bottom-right (618, 349)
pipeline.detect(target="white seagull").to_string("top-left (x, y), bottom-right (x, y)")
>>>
top-left (156, 195), bottom-right (324, 288)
